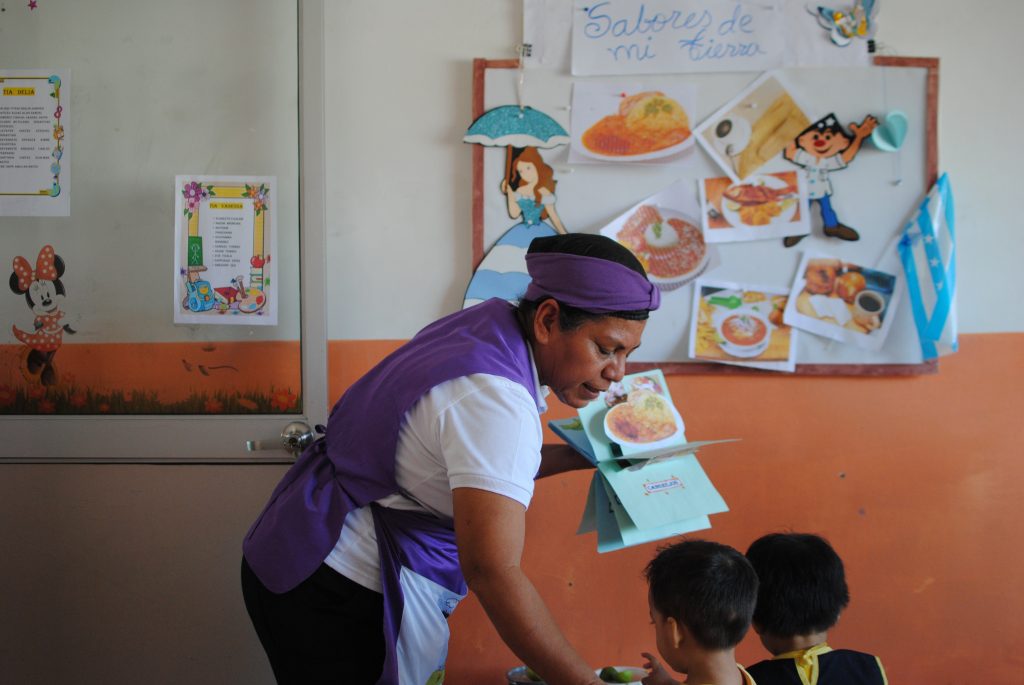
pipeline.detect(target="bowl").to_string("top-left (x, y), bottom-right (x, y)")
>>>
top-left (596, 665), bottom-right (648, 683)
top-left (507, 666), bottom-right (544, 685)
top-left (715, 310), bottom-right (771, 358)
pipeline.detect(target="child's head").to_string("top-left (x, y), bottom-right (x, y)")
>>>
top-left (644, 539), bottom-right (758, 671)
top-left (745, 533), bottom-right (850, 645)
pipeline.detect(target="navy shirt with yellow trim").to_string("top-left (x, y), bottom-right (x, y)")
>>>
top-left (747, 645), bottom-right (887, 685)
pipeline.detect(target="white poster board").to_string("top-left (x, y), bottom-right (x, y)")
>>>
top-left (474, 58), bottom-right (937, 371)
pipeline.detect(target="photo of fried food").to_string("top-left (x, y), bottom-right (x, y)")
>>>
top-left (710, 172), bottom-right (801, 230)
top-left (737, 202), bottom-right (784, 226)
top-left (796, 259), bottom-right (891, 334)
top-left (582, 91), bottom-right (691, 157)
top-left (735, 92), bottom-right (810, 179)
top-left (804, 259), bottom-right (839, 295)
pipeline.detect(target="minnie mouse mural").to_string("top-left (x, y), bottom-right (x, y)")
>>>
top-left (9, 245), bottom-right (76, 386)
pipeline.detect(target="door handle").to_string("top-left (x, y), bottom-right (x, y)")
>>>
top-left (246, 421), bottom-right (316, 457)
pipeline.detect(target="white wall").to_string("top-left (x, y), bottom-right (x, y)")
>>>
top-left (325, 0), bottom-right (1023, 338)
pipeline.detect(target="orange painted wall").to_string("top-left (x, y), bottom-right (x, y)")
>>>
top-left (0, 341), bottom-right (301, 411)
top-left (329, 333), bottom-right (1024, 684)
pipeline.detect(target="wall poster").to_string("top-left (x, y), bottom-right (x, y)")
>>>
top-left (173, 175), bottom-right (278, 326)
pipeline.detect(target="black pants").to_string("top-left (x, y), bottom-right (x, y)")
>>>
top-left (241, 558), bottom-right (385, 684)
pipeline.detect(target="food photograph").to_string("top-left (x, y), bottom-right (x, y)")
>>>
top-left (699, 170), bottom-right (810, 243)
top-left (608, 203), bottom-right (709, 292)
top-left (783, 254), bottom-right (902, 352)
top-left (688, 280), bottom-right (797, 372)
top-left (693, 72), bottom-right (811, 182)
top-left (600, 374), bottom-right (684, 453)
top-left (603, 386), bottom-right (681, 449)
top-left (570, 82), bottom-right (697, 164)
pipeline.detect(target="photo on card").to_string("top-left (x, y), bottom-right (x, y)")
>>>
top-left (783, 253), bottom-right (902, 352)
top-left (699, 170), bottom-right (810, 243)
top-left (569, 81), bottom-right (697, 165)
top-left (598, 180), bottom-right (716, 293)
top-left (688, 279), bottom-right (797, 372)
top-left (694, 72), bottom-right (812, 182)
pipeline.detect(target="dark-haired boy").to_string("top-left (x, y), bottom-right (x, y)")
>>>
top-left (744, 533), bottom-right (887, 685)
top-left (641, 540), bottom-right (759, 685)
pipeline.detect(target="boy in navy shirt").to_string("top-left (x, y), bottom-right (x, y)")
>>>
top-left (744, 533), bottom-right (887, 685)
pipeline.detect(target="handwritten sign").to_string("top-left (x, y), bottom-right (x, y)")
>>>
top-left (572, 0), bottom-right (786, 75)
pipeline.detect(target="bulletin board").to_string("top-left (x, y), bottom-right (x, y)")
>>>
top-left (470, 56), bottom-right (939, 375)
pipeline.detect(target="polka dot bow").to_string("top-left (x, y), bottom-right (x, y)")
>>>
top-left (13, 245), bottom-right (58, 292)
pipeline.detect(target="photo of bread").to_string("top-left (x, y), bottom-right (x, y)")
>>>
top-left (783, 253), bottom-right (902, 353)
top-left (695, 74), bottom-right (811, 182)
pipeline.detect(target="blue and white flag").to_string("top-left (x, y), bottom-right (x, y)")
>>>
top-left (897, 173), bottom-right (957, 360)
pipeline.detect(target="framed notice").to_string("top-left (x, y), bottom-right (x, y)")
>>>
top-left (173, 175), bottom-right (278, 326)
top-left (0, 70), bottom-right (70, 216)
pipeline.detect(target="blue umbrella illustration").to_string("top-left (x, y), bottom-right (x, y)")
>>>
top-left (463, 105), bottom-right (569, 187)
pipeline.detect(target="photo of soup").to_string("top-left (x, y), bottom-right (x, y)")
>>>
top-left (690, 284), bottom-right (795, 369)
top-left (604, 390), bottom-right (679, 445)
top-left (720, 313), bottom-right (768, 347)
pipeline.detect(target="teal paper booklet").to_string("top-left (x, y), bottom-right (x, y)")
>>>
top-left (550, 369), bottom-right (735, 552)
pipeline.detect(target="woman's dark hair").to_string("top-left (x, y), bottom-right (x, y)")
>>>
top-left (517, 233), bottom-right (651, 329)
top-left (645, 539), bottom-right (758, 651)
top-left (745, 533), bottom-right (850, 638)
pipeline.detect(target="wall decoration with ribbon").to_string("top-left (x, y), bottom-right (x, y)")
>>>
top-left (898, 173), bottom-right (957, 360)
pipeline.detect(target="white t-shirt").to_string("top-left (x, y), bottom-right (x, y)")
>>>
top-left (792, 147), bottom-right (846, 199)
top-left (326, 371), bottom-right (547, 592)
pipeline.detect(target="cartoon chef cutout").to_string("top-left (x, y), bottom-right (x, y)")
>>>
top-left (782, 112), bottom-right (877, 247)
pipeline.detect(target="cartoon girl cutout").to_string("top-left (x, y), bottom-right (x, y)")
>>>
top-left (782, 112), bottom-right (878, 247)
top-left (463, 147), bottom-right (567, 308)
top-left (10, 245), bottom-right (76, 387)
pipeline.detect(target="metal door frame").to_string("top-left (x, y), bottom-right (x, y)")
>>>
top-left (0, 0), bottom-right (328, 463)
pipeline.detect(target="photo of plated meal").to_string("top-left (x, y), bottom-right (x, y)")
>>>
top-left (570, 83), bottom-right (696, 163)
top-left (596, 375), bottom-right (684, 451)
top-left (783, 254), bottom-right (902, 352)
top-left (721, 175), bottom-right (799, 227)
top-left (699, 171), bottom-right (809, 244)
top-left (690, 282), bottom-right (795, 371)
top-left (610, 204), bottom-right (708, 291)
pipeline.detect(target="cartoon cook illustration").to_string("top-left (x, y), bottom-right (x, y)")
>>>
top-left (782, 112), bottom-right (878, 247)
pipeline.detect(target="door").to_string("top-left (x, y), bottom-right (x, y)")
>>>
top-left (0, 0), bottom-right (327, 463)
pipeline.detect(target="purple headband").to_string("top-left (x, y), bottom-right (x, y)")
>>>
top-left (524, 252), bottom-right (661, 313)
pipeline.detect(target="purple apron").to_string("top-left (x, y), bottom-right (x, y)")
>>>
top-left (243, 299), bottom-right (541, 684)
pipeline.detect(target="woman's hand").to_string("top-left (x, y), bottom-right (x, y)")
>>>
top-left (640, 652), bottom-right (678, 685)
top-left (453, 488), bottom-right (598, 685)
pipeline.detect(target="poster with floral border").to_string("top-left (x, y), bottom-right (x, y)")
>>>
top-left (0, 69), bottom-right (70, 217)
top-left (173, 175), bottom-right (277, 326)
